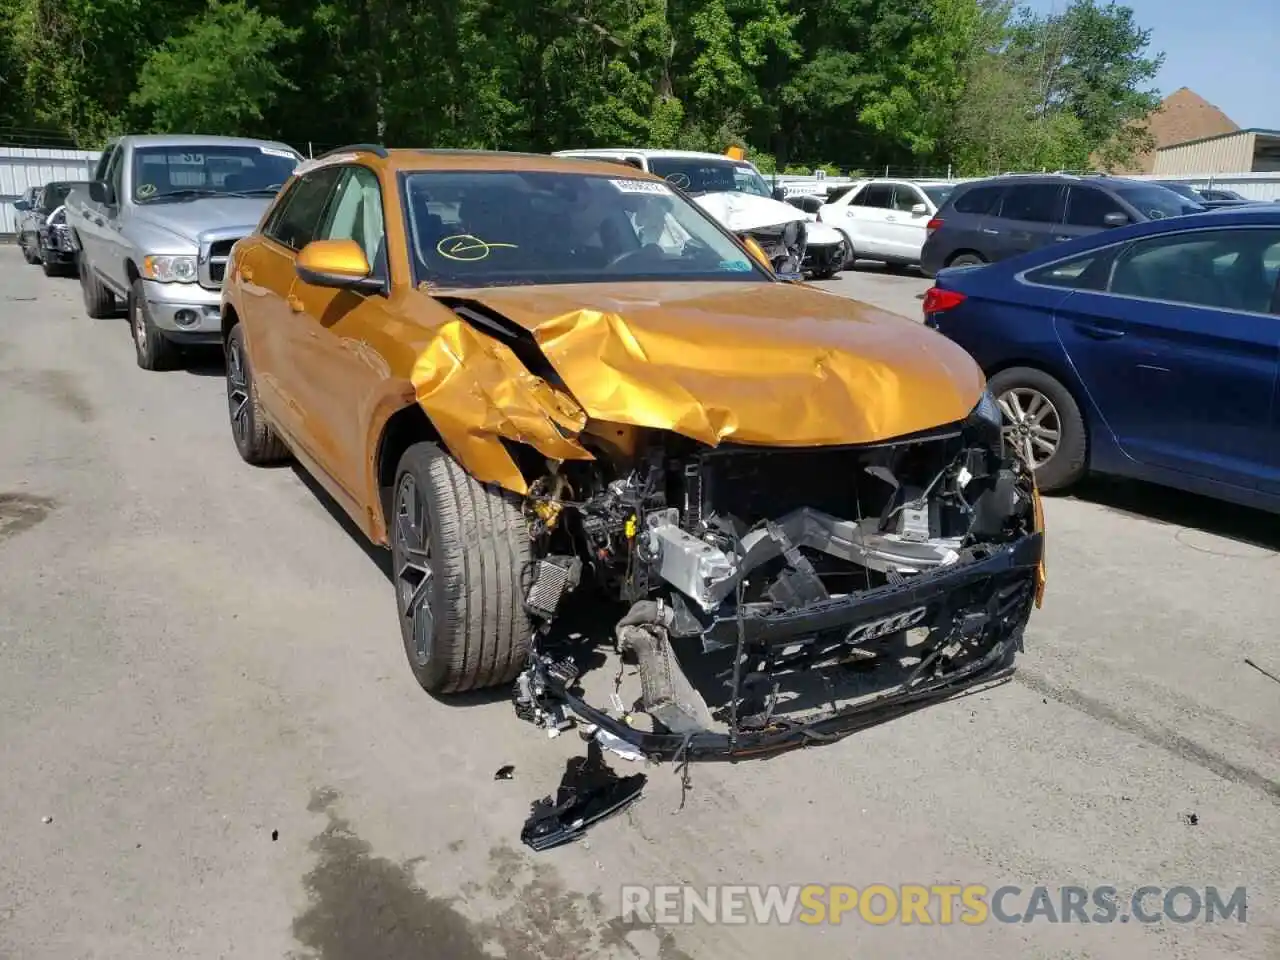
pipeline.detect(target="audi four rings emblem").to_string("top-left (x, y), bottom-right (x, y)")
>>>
top-left (845, 605), bottom-right (929, 644)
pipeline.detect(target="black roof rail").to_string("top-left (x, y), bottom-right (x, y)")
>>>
top-left (318, 143), bottom-right (389, 159)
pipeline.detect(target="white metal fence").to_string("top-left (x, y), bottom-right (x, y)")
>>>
top-left (1, 146), bottom-right (101, 237)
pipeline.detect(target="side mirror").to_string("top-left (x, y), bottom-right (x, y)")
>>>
top-left (88, 180), bottom-right (115, 206)
top-left (772, 186), bottom-right (788, 202)
top-left (911, 202), bottom-right (928, 216)
top-left (296, 238), bottom-right (382, 291)
top-left (1102, 212), bottom-right (1129, 228)
top-left (740, 234), bottom-right (776, 275)
top-left (12, 199), bottom-right (31, 212)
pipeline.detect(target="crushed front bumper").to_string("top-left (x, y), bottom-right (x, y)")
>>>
top-left (519, 529), bottom-right (1043, 762)
top-left (803, 241), bottom-right (847, 275)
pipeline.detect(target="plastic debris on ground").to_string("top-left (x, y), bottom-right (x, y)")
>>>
top-left (521, 740), bottom-right (646, 852)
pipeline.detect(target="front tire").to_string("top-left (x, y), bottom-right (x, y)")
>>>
top-left (129, 278), bottom-right (181, 371)
top-left (987, 366), bottom-right (1087, 493)
top-left (225, 324), bottom-right (290, 465)
top-left (391, 442), bottom-right (533, 695)
top-left (21, 233), bottom-right (40, 265)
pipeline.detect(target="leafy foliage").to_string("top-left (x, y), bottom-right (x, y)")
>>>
top-left (0, 0), bottom-right (1164, 174)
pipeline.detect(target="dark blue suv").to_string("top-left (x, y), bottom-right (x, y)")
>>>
top-left (920, 174), bottom-right (1205, 277)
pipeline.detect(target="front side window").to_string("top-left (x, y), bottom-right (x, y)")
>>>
top-left (645, 158), bottom-right (771, 198)
top-left (131, 144), bottom-right (300, 204)
top-left (401, 170), bottom-right (770, 288)
top-left (1000, 184), bottom-right (1061, 224)
top-left (1109, 228), bottom-right (1280, 313)
top-left (317, 165), bottom-right (387, 276)
top-left (1110, 183), bottom-right (1204, 220)
top-left (265, 167), bottom-right (344, 251)
top-left (1063, 187), bottom-right (1126, 228)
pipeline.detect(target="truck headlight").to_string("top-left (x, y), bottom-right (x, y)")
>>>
top-left (142, 255), bottom-right (198, 284)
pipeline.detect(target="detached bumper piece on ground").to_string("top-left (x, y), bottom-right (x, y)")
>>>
top-left (513, 413), bottom-right (1045, 763)
top-left (520, 741), bottom-right (647, 852)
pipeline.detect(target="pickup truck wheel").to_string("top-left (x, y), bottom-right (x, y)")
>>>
top-left (391, 442), bottom-right (533, 695)
top-left (21, 234), bottom-right (40, 265)
top-left (129, 278), bottom-right (181, 371)
top-left (79, 258), bottom-right (117, 318)
top-left (225, 324), bottom-right (289, 465)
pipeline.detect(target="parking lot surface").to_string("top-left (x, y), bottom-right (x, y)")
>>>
top-left (1, 246), bottom-right (1277, 960)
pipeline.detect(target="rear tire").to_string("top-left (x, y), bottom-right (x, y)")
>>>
top-left (225, 324), bottom-right (290, 465)
top-left (129, 277), bottom-right (181, 371)
top-left (79, 255), bottom-right (118, 318)
top-left (391, 442), bottom-right (533, 694)
top-left (948, 252), bottom-right (986, 268)
top-left (987, 366), bottom-right (1088, 493)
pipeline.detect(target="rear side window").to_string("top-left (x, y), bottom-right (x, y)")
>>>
top-left (891, 186), bottom-right (924, 212)
top-left (265, 167), bottom-right (344, 250)
top-left (1063, 187), bottom-right (1127, 228)
top-left (1000, 184), bottom-right (1061, 224)
top-left (854, 184), bottom-right (894, 209)
top-left (951, 184), bottom-right (1004, 215)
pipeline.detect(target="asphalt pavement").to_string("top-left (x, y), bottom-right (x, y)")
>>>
top-left (1, 246), bottom-right (1277, 959)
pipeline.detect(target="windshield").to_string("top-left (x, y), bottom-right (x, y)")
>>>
top-left (41, 182), bottom-right (86, 212)
top-left (645, 157), bottom-right (772, 198)
top-left (401, 170), bottom-right (768, 288)
top-left (131, 145), bottom-right (300, 203)
top-left (922, 185), bottom-right (954, 207)
top-left (1113, 183), bottom-right (1205, 219)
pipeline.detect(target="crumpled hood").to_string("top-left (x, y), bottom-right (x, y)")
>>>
top-left (431, 280), bottom-right (985, 451)
top-left (692, 192), bottom-right (806, 233)
top-left (132, 196), bottom-right (272, 244)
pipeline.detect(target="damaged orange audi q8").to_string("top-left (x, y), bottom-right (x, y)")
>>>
top-left (220, 146), bottom-right (1045, 761)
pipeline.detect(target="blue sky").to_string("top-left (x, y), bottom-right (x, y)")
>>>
top-left (1022, 0), bottom-right (1279, 129)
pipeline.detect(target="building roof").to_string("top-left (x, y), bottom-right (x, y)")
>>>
top-left (1098, 87), bottom-right (1239, 174)
top-left (1157, 127), bottom-right (1280, 152)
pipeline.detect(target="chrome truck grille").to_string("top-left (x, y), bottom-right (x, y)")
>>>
top-left (197, 228), bottom-right (250, 290)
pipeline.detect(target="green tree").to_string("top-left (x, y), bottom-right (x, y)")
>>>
top-left (132, 0), bottom-right (298, 135)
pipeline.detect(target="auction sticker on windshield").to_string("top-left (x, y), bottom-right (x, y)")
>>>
top-left (259, 146), bottom-right (297, 160)
top-left (174, 154), bottom-right (205, 165)
top-left (610, 179), bottom-right (673, 195)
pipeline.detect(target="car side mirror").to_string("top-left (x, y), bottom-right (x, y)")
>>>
top-left (296, 238), bottom-right (382, 291)
top-left (740, 234), bottom-right (776, 275)
top-left (1102, 212), bottom-right (1129, 228)
top-left (13, 199), bottom-right (31, 212)
top-left (88, 180), bottom-right (115, 206)
top-left (911, 202), bottom-right (928, 215)
top-left (772, 186), bottom-right (788, 202)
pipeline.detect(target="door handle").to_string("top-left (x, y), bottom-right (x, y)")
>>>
top-left (884, 215), bottom-right (897, 222)
top-left (981, 228), bottom-right (1000, 235)
top-left (1053, 235), bottom-right (1072, 242)
top-left (1075, 321), bottom-right (1125, 340)
top-left (288, 295), bottom-right (304, 313)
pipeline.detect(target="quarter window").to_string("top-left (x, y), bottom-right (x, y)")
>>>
top-left (317, 165), bottom-right (387, 277)
top-left (999, 184), bottom-right (1061, 224)
top-left (951, 184), bottom-right (1004, 215)
top-left (1025, 252), bottom-right (1111, 291)
top-left (265, 168), bottom-right (343, 250)
top-left (1109, 228), bottom-right (1280, 314)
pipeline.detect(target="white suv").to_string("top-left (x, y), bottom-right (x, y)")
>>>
top-left (818, 179), bottom-right (955, 270)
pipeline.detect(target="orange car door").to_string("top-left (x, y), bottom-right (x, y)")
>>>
top-left (247, 165), bottom-right (345, 449)
top-left (284, 164), bottom-right (393, 502)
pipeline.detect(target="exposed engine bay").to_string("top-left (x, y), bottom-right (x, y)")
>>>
top-left (512, 410), bottom-right (1044, 762)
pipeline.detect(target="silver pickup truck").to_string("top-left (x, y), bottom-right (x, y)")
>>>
top-left (66, 134), bottom-right (302, 370)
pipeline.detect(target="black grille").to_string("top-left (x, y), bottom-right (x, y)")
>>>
top-left (205, 238), bottom-right (238, 287)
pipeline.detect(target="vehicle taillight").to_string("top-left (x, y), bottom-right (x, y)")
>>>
top-left (926, 217), bottom-right (944, 235)
top-left (922, 286), bottom-right (966, 316)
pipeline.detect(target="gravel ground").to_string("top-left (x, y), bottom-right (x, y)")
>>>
top-left (1, 245), bottom-right (1277, 960)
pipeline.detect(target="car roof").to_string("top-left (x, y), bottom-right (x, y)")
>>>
top-left (552, 148), bottom-right (749, 162)
top-left (117, 134), bottom-right (300, 153)
top-left (305, 147), bottom-right (675, 180)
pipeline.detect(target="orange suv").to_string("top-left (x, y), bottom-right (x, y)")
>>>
top-left (220, 145), bottom-right (1044, 760)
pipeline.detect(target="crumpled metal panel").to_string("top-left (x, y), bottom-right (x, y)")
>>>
top-left (409, 317), bottom-right (592, 493)
top-left (448, 281), bottom-right (985, 449)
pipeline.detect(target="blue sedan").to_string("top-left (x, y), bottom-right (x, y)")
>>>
top-left (923, 205), bottom-right (1280, 512)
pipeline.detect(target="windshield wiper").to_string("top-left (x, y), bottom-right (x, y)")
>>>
top-left (138, 188), bottom-right (222, 203)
